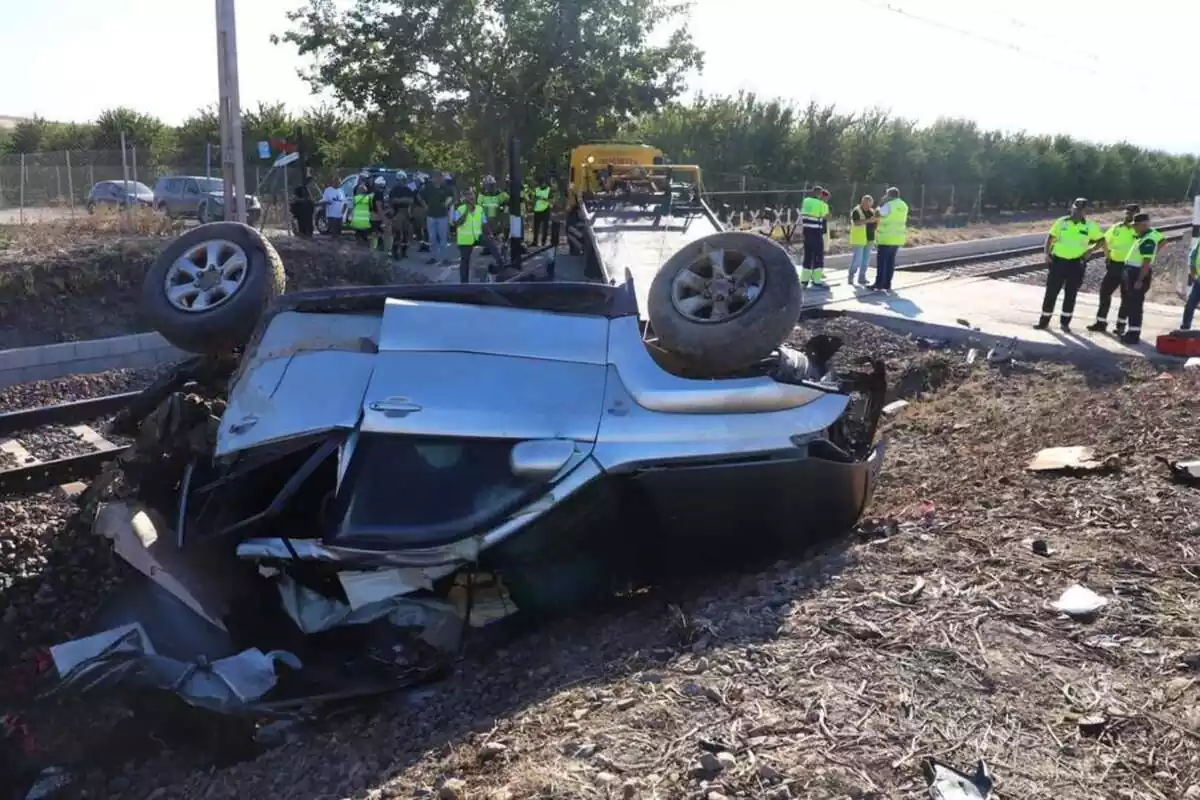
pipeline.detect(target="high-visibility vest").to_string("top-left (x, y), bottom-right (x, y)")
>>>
top-left (876, 199), bottom-right (909, 246)
top-left (534, 186), bottom-right (552, 212)
top-left (479, 191), bottom-right (506, 219)
top-left (1103, 222), bottom-right (1138, 263)
top-left (848, 207), bottom-right (873, 247)
top-left (455, 204), bottom-right (484, 245)
top-left (1048, 215), bottom-right (1101, 260)
top-left (1191, 239), bottom-right (1200, 278)
top-left (350, 193), bottom-right (372, 230)
top-left (800, 196), bottom-right (826, 229)
top-left (1124, 229), bottom-right (1165, 268)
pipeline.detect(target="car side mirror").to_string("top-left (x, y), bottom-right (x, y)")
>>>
top-left (510, 439), bottom-right (575, 480)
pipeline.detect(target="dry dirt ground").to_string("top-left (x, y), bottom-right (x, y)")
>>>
top-left (3, 318), bottom-right (1198, 799)
top-left (0, 214), bottom-right (419, 349)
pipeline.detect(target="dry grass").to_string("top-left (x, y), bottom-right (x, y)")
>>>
top-left (94, 319), bottom-right (1200, 800)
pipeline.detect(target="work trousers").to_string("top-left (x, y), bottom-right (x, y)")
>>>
top-left (800, 227), bottom-right (825, 284)
top-left (848, 244), bottom-right (872, 283)
top-left (390, 208), bottom-right (411, 258)
top-left (292, 203), bottom-right (315, 237)
top-left (1038, 256), bottom-right (1085, 326)
top-left (1095, 259), bottom-right (1128, 325)
top-left (458, 244), bottom-right (476, 283)
top-left (427, 216), bottom-right (450, 255)
top-left (325, 215), bottom-right (343, 237)
top-left (1183, 280), bottom-right (1200, 329)
top-left (874, 244), bottom-right (900, 290)
top-left (532, 209), bottom-right (551, 246)
top-left (1123, 268), bottom-right (1151, 336)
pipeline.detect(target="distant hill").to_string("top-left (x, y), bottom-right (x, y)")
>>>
top-left (0, 115), bottom-right (28, 130)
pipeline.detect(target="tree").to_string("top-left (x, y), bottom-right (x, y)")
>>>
top-left (93, 107), bottom-right (173, 153)
top-left (278, 0), bottom-right (702, 175)
top-left (9, 116), bottom-right (47, 153)
top-left (176, 107), bottom-right (221, 155)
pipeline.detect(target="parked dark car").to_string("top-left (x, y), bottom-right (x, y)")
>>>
top-left (85, 180), bottom-right (154, 214)
top-left (152, 175), bottom-right (262, 227)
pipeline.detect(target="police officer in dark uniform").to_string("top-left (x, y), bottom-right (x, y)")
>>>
top-left (1036, 198), bottom-right (1103, 332)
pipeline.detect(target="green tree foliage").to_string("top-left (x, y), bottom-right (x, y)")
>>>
top-left (277, 0), bottom-right (702, 175)
top-left (9, 116), bottom-right (48, 153)
top-left (627, 93), bottom-right (1195, 209)
top-left (93, 107), bottom-right (174, 154)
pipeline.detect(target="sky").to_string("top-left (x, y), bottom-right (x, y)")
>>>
top-left (0, 0), bottom-right (1195, 154)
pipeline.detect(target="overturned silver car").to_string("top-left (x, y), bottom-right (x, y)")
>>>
top-left (44, 222), bottom-right (887, 718)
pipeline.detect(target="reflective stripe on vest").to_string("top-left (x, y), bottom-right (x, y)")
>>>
top-left (534, 186), bottom-right (551, 212)
top-left (350, 193), bottom-right (372, 230)
top-left (1049, 216), bottom-right (1099, 260)
top-left (455, 205), bottom-right (484, 245)
top-left (1124, 229), bottom-right (1165, 268)
top-left (1104, 222), bottom-right (1137, 262)
top-left (800, 196), bottom-right (825, 229)
top-left (876, 199), bottom-right (908, 246)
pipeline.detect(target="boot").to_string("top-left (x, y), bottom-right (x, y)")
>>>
top-left (1114, 321), bottom-right (1126, 336)
top-left (1086, 320), bottom-right (1107, 332)
top-left (1033, 317), bottom-right (1050, 330)
top-left (1060, 320), bottom-right (1071, 333)
top-left (1120, 331), bottom-right (1140, 345)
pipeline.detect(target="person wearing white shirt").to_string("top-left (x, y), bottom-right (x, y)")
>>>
top-left (321, 180), bottom-right (346, 236)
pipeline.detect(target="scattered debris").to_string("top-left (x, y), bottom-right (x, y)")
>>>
top-left (882, 399), bottom-right (910, 416)
top-left (1185, 357), bottom-right (1200, 369)
top-left (922, 758), bottom-right (993, 800)
top-left (1077, 714), bottom-right (1108, 737)
top-left (1026, 446), bottom-right (1119, 474)
top-left (1051, 584), bottom-right (1108, 617)
top-left (1030, 539), bottom-right (1051, 556)
top-left (986, 337), bottom-right (1018, 364)
top-left (965, 348), bottom-right (978, 365)
top-left (956, 318), bottom-right (971, 328)
top-left (1166, 457), bottom-right (1200, 486)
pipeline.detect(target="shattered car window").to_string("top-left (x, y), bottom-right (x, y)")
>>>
top-left (328, 434), bottom-right (542, 548)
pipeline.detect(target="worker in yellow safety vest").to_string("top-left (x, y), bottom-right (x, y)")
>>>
top-left (1088, 203), bottom-right (1141, 335)
top-left (1119, 213), bottom-right (1167, 344)
top-left (478, 175), bottom-right (508, 240)
top-left (799, 186), bottom-right (830, 288)
top-left (1179, 237), bottom-right (1200, 331)
top-left (847, 194), bottom-right (877, 286)
top-left (451, 188), bottom-right (494, 284)
top-left (349, 184), bottom-right (374, 246)
top-left (1036, 197), bottom-right (1103, 332)
top-left (871, 187), bottom-right (908, 293)
top-left (531, 177), bottom-right (554, 247)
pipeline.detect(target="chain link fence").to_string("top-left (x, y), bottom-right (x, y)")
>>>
top-left (0, 147), bottom-right (442, 227)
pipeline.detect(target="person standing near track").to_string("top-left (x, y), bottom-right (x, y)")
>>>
top-left (799, 186), bottom-right (830, 289)
top-left (1119, 213), bottom-right (1167, 344)
top-left (1088, 204), bottom-right (1140, 334)
top-left (349, 182), bottom-right (373, 245)
top-left (388, 171), bottom-right (416, 260)
top-left (1035, 198), bottom-right (1103, 332)
top-left (872, 187), bottom-right (908, 293)
top-left (451, 189), bottom-right (492, 283)
top-left (1179, 238), bottom-right (1200, 331)
top-left (847, 194), bottom-right (877, 286)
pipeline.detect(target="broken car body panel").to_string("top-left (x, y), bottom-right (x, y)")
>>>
top-left (55, 280), bottom-right (886, 718)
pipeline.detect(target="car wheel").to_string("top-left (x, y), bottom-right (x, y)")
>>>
top-left (156, 202), bottom-right (171, 219)
top-left (315, 212), bottom-right (329, 235)
top-left (197, 202), bottom-right (210, 224)
top-left (140, 222), bottom-right (287, 355)
top-left (86, 202), bottom-right (96, 215)
top-left (646, 231), bottom-right (801, 375)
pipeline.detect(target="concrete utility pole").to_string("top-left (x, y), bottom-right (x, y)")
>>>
top-left (215, 0), bottom-right (247, 223)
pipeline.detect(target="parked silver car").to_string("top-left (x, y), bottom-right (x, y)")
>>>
top-left (85, 180), bottom-right (154, 214)
top-left (152, 175), bottom-right (262, 227)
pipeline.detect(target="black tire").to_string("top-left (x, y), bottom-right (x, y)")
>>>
top-left (646, 231), bottom-right (801, 374)
top-left (141, 222), bottom-right (286, 355)
top-left (197, 202), bottom-right (210, 224)
top-left (315, 211), bottom-right (329, 235)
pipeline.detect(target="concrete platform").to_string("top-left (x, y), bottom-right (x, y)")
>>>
top-left (801, 269), bottom-right (1187, 362)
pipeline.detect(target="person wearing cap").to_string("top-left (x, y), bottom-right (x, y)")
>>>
top-left (1118, 212), bottom-right (1167, 344)
top-left (799, 186), bottom-right (830, 288)
top-left (871, 187), bottom-right (908, 293)
top-left (1178, 238), bottom-right (1200, 331)
top-left (349, 181), bottom-right (374, 245)
top-left (1088, 204), bottom-right (1141, 334)
top-left (421, 172), bottom-right (455, 265)
top-left (369, 176), bottom-right (389, 251)
top-left (478, 175), bottom-right (509, 239)
top-left (1036, 198), bottom-right (1103, 332)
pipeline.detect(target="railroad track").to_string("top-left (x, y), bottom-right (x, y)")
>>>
top-left (0, 392), bottom-right (139, 496)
